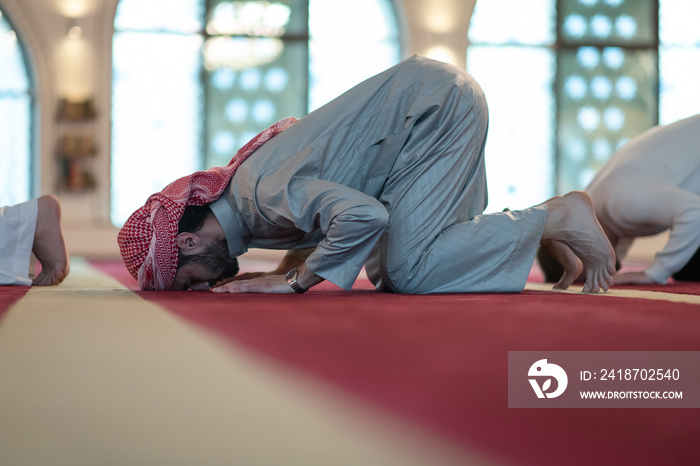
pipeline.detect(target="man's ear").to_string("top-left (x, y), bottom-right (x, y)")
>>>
top-left (176, 232), bottom-right (201, 252)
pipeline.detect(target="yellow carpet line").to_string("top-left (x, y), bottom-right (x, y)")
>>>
top-left (0, 258), bottom-right (486, 466)
top-left (525, 281), bottom-right (700, 305)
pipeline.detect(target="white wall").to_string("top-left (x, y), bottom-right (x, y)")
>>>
top-left (0, 0), bottom-right (116, 256)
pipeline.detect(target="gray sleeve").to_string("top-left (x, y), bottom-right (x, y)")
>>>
top-left (257, 179), bottom-right (389, 290)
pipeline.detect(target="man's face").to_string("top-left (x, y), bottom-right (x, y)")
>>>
top-left (171, 261), bottom-right (221, 290)
top-left (170, 237), bottom-right (240, 290)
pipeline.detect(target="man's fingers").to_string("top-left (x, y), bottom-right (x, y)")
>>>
top-left (231, 272), bottom-right (268, 281)
top-left (211, 275), bottom-right (295, 294)
top-left (212, 281), bottom-right (247, 293)
top-left (214, 272), bottom-right (273, 287)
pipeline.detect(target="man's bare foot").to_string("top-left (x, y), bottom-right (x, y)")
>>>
top-left (32, 195), bottom-right (69, 286)
top-left (542, 192), bottom-right (616, 293)
top-left (540, 240), bottom-right (583, 290)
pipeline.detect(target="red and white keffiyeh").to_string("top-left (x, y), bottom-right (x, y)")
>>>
top-left (118, 117), bottom-right (297, 290)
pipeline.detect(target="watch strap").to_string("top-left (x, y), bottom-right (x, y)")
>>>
top-left (286, 267), bottom-right (307, 294)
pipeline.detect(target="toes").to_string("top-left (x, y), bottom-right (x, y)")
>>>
top-left (603, 268), bottom-right (614, 289)
top-left (583, 271), bottom-right (601, 294)
top-left (554, 270), bottom-right (576, 290)
top-left (607, 254), bottom-right (617, 275)
top-left (32, 271), bottom-right (50, 286)
top-left (31, 266), bottom-right (68, 286)
top-left (582, 278), bottom-right (591, 293)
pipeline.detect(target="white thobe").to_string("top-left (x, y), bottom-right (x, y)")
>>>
top-left (0, 199), bottom-right (37, 285)
top-left (586, 114), bottom-right (700, 283)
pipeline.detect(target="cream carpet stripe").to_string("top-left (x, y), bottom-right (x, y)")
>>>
top-left (0, 258), bottom-right (489, 466)
top-left (526, 281), bottom-right (700, 305)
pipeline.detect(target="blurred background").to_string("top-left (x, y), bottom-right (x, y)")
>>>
top-left (0, 0), bottom-right (698, 258)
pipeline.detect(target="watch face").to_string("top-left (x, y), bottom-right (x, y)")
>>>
top-left (285, 268), bottom-right (305, 293)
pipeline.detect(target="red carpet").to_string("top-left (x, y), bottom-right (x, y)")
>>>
top-left (92, 260), bottom-right (700, 465)
top-left (0, 286), bottom-right (29, 321)
top-left (528, 261), bottom-right (700, 295)
top-left (1, 262), bottom-right (42, 319)
top-left (612, 281), bottom-right (700, 295)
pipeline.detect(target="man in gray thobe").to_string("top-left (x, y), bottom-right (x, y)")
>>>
top-left (127, 56), bottom-right (615, 294)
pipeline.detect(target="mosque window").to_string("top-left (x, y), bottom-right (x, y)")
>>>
top-left (0, 8), bottom-right (33, 205)
top-left (111, 0), bottom-right (401, 225)
top-left (468, 0), bottom-right (700, 212)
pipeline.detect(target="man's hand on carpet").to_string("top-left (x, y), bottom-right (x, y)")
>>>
top-left (613, 271), bottom-right (657, 285)
top-left (211, 275), bottom-right (296, 294)
top-left (218, 271), bottom-right (272, 285)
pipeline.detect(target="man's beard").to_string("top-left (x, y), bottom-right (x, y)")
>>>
top-left (178, 239), bottom-right (240, 285)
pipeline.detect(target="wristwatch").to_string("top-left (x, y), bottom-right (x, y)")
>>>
top-left (286, 267), bottom-right (307, 294)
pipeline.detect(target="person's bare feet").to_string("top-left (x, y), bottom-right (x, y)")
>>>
top-left (541, 191), bottom-right (616, 293)
top-left (540, 240), bottom-right (584, 290)
top-left (32, 195), bottom-right (69, 286)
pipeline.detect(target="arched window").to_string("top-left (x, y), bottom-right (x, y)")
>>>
top-left (0, 8), bottom-right (33, 205)
top-left (468, 0), bottom-right (700, 213)
top-left (111, 0), bottom-right (401, 225)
